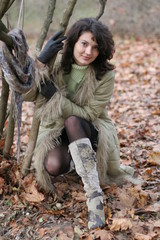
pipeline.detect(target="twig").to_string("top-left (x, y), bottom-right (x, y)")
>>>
top-left (96, 0), bottom-right (107, 20)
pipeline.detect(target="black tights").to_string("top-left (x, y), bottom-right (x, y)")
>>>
top-left (44, 116), bottom-right (98, 177)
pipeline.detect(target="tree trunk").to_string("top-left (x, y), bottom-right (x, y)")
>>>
top-left (35, 0), bottom-right (56, 53)
top-left (3, 95), bottom-right (15, 159)
top-left (0, 70), bottom-right (9, 139)
top-left (21, 0), bottom-right (57, 176)
top-left (21, 94), bottom-right (41, 176)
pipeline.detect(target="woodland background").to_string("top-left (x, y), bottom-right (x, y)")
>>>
top-left (0, 0), bottom-right (160, 239)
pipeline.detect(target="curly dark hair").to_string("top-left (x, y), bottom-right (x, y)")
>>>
top-left (61, 18), bottom-right (115, 80)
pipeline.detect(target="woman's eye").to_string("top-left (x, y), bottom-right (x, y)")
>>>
top-left (81, 41), bottom-right (87, 46)
top-left (94, 46), bottom-right (98, 50)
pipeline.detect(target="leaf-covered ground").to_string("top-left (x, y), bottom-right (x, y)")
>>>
top-left (0, 37), bottom-right (160, 240)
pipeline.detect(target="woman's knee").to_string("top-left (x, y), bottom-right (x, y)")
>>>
top-left (44, 149), bottom-right (61, 176)
top-left (64, 115), bottom-right (81, 130)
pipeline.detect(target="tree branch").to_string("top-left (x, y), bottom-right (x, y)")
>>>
top-left (35, 0), bottom-right (56, 53)
top-left (49, 0), bottom-right (77, 72)
top-left (59, 0), bottom-right (77, 33)
top-left (96, 0), bottom-right (107, 20)
top-left (3, 95), bottom-right (15, 159)
top-left (0, 20), bottom-right (9, 33)
top-left (0, 1), bottom-right (15, 47)
top-left (0, 0), bottom-right (15, 19)
top-left (0, 29), bottom-right (13, 47)
top-left (0, 70), bottom-right (9, 139)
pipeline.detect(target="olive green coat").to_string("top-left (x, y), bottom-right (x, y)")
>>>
top-left (24, 58), bottom-right (134, 192)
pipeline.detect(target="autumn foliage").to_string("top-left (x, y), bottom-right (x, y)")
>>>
top-left (0, 37), bottom-right (160, 239)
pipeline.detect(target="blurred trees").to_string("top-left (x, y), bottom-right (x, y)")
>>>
top-left (5, 0), bottom-right (160, 38)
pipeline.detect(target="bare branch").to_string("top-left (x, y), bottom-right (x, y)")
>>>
top-left (35, 0), bottom-right (56, 53)
top-left (0, 29), bottom-right (13, 46)
top-left (0, 20), bottom-right (9, 33)
top-left (0, 0), bottom-right (10, 19)
top-left (0, 70), bottom-right (9, 139)
top-left (6, 0), bottom-right (15, 12)
top-left (96, 0), bottom-right (107, 20)
top-left (49, 0), bottom-right (77, 71)
top-left (3, 96), bottom-right (15, 159)
top-left (59, 0), bottom-right (77, 33)
top-left (0, 0), bottom-right (15, 19)
top-left (0, 1), bottom-right (15, 47)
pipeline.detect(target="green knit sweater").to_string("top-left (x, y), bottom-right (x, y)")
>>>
top-left (63, 63), bottom-right (88, 98)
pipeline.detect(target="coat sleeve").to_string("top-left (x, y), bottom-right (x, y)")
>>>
top-left (60, 70), bottom-right (115, 122)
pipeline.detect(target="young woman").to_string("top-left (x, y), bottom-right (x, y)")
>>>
top-left (25, 18), bottom-right (134, 229)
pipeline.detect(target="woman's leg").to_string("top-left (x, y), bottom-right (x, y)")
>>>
top-left (44, 131), bottom-right (71, 177)
top-left (44, 115), bottom-right (98, 177)
top-left (64, 115), bottom-right (98, 150)
top-left (65, 116), bottom-right (105, 229)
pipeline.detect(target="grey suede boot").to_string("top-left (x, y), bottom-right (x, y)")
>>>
top-left (69, 138), bottom-right (105, 229)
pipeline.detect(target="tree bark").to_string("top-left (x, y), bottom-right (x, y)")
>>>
top-left (49, 0), bottom-right (77, 72)
top-left (35, 0), bottom-right (56, 53)
top-left (59, 0), bottom-right (77, 32)
top-left (0, 29), bottom-right (13, 47)
top-left (0, 1), bottom-right (15, 47)
top-left (21, 94), bottom-right (41, 176)
top-left (0, 0), bottom-right (15, 19)
top-left (0, 70), bottom-right (9, 139)
top-left (96, 0), bottom-right (107, 20)
top-left (0, 20), bottom-right (9, 33)
top-left (3, 95), bottom-right (15, 159)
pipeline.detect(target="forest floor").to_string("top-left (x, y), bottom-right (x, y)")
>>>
top-left (0, 37), bottom-right (160, 240)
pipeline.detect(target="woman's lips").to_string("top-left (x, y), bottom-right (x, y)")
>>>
top-left (82, 56), bottom-right (91, 61)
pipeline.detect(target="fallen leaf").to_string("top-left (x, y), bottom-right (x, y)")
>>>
top-left (0, 138), bottom-right (5, 149)
top-left (94, 229), bottom-right (114, 240)
top-left (0, 177), bottom-right (4, 194)
top-left (105, 207), bottom-right (112, 224)
top-left (145, 203), bottom-right (160, 212)
top-left (0, 160), bottom-right (11, 175)
top-left (154, 219), bottom-right (160, 228)
top-left (21, 180), bottom-right (45, 202)
top-left (134, 232), bottom-right (152, 240)
top-left (109, 218), bottom-right (133, 231)
top-left (39, 228), bottom-right (46, 237)
top-left (148, 147), bottom-right (160, 165)
top-left (72, 191), bottom-right (86, 202)
top-left (57, 232), bottom-right (73, 240)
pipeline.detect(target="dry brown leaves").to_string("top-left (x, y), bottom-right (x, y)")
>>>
top-left (0, 37), bottom-right (160, 239)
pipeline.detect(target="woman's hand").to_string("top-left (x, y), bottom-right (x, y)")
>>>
top-left (40, 78), bottom-right (57, 100)
top-left (38, 30), bottom-right (67, 64)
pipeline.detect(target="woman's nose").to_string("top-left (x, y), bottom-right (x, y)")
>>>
top-left (85, 46), bottom-right (92, 55)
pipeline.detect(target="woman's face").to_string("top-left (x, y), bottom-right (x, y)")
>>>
top-left (73, 31), bottom-right (99, 66)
